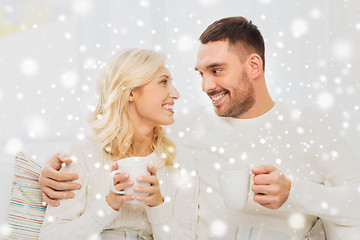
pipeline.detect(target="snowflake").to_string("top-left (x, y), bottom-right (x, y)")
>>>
top-left (177, 34), bottom-right (195, 52)
top-left (288, 212), bottom-right (305, 230)
top-left (26, 115), bottom-right (48, 138)
top-left (332, 40), bottom-right (352, 60)
top-left (0, 223), bottom-right (11, 237)
top-left (321, 201), bottom-right (328, 209)
top-left (316, 91), bottom-right (335, 110)
top-left (72, 0), bottom-right (93, 16)
top-left (87, 233), bottom-right (99, 240)
top-left (290, 18), bottom-right (309, 38)
top-left (210, 219), bottom-right (228, 237)
top-left (310, 8), bottom-right (321, 18)
top-left (356, 23), bottom-right (360, 30)
top-left (21, 58), bottom-right (39, 76)
top-left (136, 19), bottom-right (144, 27)
top-left (162, 224), bottom-right (170, 232)
top-left (97, 209), bottom-right (104, 217)
top-left (61, 71), bottom-right (78, 88)
top-left (198, 0), bottom-right (220, 7)
top-left (4, 138), bottom-right (23, 155)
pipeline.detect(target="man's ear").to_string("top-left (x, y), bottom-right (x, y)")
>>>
top-left (246, 54), bottom-right (263, 79)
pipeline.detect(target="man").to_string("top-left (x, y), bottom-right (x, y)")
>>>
top-left (39, 17), bottom-right (360, 239)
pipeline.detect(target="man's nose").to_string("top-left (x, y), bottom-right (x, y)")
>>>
top-left (201, 76), bottom-right (216, 93)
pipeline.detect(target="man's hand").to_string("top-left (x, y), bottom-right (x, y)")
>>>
top-left (251, 165), bottom-right (291, 209)
top-left (39, 152), bottom-right (81, 207)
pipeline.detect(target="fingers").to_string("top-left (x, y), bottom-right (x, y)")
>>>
top-left (251, 184), bottom-right (280, 195)
top-left (147, 165), bottom-right (157, 176)
top-left (106, 191), bottom-right (135, 211)
top-left (40, 162), bottom-right (79, 182)
top-left (122, 194), bottom-right (136, 202)
top-left (41, 177), bottom-right (81, 191)
top-left (251, 165), bottom-right (277, 175)
top-left (114, 180), bottom-right (134, 192)
top-left (137, 175), bottom-right (159, 186)
top-left (250, 165), bottom-right (291, 210)
top-left (253, 174), bottom-right (272, 185)
top-left (253, 193), bottom-right (282, 209)
top-left (48, 152), bottom-right (73, 170)
top-left (42, 192), bottom-right (60, 207)
top-left (113, 172), bottom-right (129, 185)
top-left (42, 186), bottom-right (75, 200)
top-left (134, 185), bottom-right (156, 194)
top-left (253, 194), bottom-right (279, 206)
top-left (136, 194), bottom-right (164, 207)
top-left (111, 162), bottom-right (118, 171)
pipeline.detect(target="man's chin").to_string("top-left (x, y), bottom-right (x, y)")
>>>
top-left (214, 106), bottom-right (230, 117)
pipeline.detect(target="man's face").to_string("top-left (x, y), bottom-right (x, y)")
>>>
top-left (195, 40), bottom-right (255, 118)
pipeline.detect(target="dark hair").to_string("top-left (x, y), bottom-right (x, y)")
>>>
top-left (200, 16), bottom-right (265, 70)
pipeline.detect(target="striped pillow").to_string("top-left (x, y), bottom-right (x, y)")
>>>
top-left (6, 152), bottom-right (45, 240)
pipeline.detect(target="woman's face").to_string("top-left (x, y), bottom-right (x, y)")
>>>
top-left (130, 65), bottom-right (180, 127)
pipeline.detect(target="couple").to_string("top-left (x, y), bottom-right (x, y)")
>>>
top-left (39, 17), bottom-right (360, 240)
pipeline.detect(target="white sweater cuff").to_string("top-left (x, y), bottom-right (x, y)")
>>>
top-left (88, 196), bottom-right (122, 227)
top-left (285, 179), bottom-right (307, 210)
top-left (145, 199), bottom-right (172, 225)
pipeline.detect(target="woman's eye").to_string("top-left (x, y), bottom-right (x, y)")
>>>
top-left (161, 80), bottom-right (167, 85)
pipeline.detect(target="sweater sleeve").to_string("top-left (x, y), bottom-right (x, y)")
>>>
top-left (39, 144), bottom-right (121, 240)
top-left (145, 146), bottom-right (199, 239)
top-left (285, 113), bottom-right (360, 238)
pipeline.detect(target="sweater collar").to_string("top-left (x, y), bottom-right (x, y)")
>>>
top-left (221, 102), bottom-right (278, 127)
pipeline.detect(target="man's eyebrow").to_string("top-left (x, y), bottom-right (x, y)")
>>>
top-left (194, 63), bottom-right (226, 71)
top-left (206, 63), bottom-right (226, 69)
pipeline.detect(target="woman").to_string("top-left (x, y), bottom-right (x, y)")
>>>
top-left (39, 49), bottom-right (199, 239)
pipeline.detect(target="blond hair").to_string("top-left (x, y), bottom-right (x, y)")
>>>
top-left (88, 48), bottom-right (176, 166)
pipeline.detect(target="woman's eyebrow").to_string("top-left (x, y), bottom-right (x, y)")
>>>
top-left (158, 75), bottom-right (171, 80)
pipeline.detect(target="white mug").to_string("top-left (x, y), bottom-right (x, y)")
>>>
top-left (218, 163), bottom-right (250, 209)
top-left (109, 156), bottom-right (150, 204)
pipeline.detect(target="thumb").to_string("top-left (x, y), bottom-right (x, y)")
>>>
top-left (49, 152), bottom-right (73, 170)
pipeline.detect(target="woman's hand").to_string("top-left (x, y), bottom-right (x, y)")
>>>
top-left (106, 162), bottom-right (135, 211)
top-left (134, 165), bottom-right (164, 207)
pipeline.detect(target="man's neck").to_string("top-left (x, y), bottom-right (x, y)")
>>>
top-left (235, 95), bottom-right (274, 119)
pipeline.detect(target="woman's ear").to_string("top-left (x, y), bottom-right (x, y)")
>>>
top-left (128, 91), bottom-right (134, 102)
top-left (246, 54), bottom-right (263, 79)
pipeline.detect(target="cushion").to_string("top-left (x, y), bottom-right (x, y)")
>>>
top-left (5, 152), bottom-right (45, 240)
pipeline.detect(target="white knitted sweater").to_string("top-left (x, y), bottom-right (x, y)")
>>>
top-left (169, 102), bottom-right (360, 240)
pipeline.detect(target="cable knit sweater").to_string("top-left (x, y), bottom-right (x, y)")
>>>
top-left (169, 102), bottom-right (360, 240)
top-left (39, 141), bottom-right (199, 240)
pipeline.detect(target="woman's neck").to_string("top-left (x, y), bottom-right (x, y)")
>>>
top-left (131, 127), bottom-right (154, 157)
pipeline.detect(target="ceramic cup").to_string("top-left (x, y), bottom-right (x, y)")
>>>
top-left (218, 163), bottom-right (250, 209)
top-left (109, 156), bottom-right (150, 204)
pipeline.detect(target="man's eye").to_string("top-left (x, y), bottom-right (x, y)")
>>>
top-left (213, 69), bottom-right (222, 74)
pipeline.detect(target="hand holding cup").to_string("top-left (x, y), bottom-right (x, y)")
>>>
top-left (107, 156), bottom-right (164, 210)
